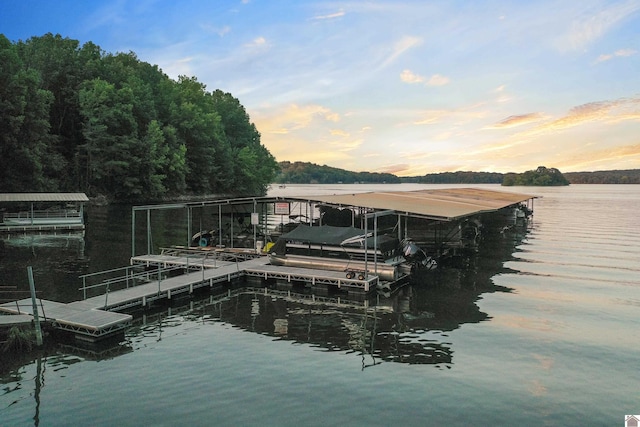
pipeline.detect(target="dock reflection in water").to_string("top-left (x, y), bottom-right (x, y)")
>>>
top-left (121, 219), bottom-right (528, 370)
top-left (124, 226), bottom-right (524, 369)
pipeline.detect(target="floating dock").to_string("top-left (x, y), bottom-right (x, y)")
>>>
top-left (0, 299), bottom-right (132, 342)
top-left (0, 254), bottom-right (379, 341)
top-left (1, 187), bottom-right (536, 343)
top-left (0, 193), bottom-right (88, 233)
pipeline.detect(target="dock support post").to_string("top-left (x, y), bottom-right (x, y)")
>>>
top-left (27, 266), bottom-right (43, 346)
top-left (104, 284), bottom-right (110, 309)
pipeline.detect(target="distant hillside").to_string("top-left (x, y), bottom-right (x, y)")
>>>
top-left (411, 171), bottom-right (504, 184)
top-left (275, 162), bottom-right (640, 185)
top-left (563, 169), bottom-right (640, 184)
top-left (502, 166), bottom-right (569, 186)
top-left (276, 161), bottom-right (401, 184)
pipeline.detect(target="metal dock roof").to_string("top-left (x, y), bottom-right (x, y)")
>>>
top-left (0, 193), bottom-right (89, 203)
top-left (291, 187), bottom-right (536, 221)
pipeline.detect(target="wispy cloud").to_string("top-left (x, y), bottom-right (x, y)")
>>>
top-left (533, 97), bottom-right (640, 133)
top-left (311, 9), bottom-right (345, 20)
top-left (595, 48), bottom-right (637, 63)
top-left (488, 113), bottom-right (544, 129)
top-left (255, 103), bottom-right (339, 135)
top-left (201, 23), bottom-right (231, 37)
top-left (555, 143), bottom-right (640, 171)
top-left (562, 0), bottom-right (640, 51)
top-left (413, 105), bottom-right (487, 126)
top-left (400, 70), bottom-right (450, 86)
top-left (245, 36), bottom-right (268, 48)
top-left (426, 74), bottom-right (450, 86)
top-left (400, 69), bottom-right (424, 84)
top-left (467, 96), bottom-right (640, 170)
top-left (381, 36), bottom-right (422, 67)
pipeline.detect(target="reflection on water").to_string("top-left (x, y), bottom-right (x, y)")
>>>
top-left (108, 224), bottom-right (527, 370)
top-left (3, 185), bottom-right (640, 426)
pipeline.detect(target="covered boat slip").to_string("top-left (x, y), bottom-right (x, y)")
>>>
top-left (129, 187), bottom-right (534, 288)
top-left (298, 187), bottom-right (536, 221)
top-left (0, 193), bottom-right (88, 232)
top-left (133, 187), bottom-right (534, 247)
top-left (131, 187), bottom-right (535, 259)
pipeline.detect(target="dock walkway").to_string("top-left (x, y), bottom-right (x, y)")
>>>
top-left (1, 255), bottom-right (379, 341)
top-left (110, 255), bottom-right (377, 312)
top-left (0, 299), bottom-right (132, 341)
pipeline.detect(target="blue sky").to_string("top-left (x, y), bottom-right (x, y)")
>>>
top-left (2, 0), bottom-right (640, 175)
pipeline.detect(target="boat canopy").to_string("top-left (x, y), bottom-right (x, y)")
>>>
top-left (298, 188), bottom-right (536, 221)
top-left (279, 224), bottom-right (398, 251)
top-left (0, 193), bottom-right (89, 203)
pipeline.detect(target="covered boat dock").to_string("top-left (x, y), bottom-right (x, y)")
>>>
top-left (295, 187), bottom-right (535, 221)
top-left (0, 193), bottom-right (88, 233)
top-left (131, 187), bottom-right (536, 256)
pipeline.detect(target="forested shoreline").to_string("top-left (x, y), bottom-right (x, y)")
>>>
top-left (0, 33), bottom-right (278, 202)
top-left (277, 163), bottom-right (640, 185)
top-left (2, 34), bottom-right (635, 202)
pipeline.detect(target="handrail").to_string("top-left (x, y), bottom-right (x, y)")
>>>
top-left (79, 264), bottom-right (185, 300)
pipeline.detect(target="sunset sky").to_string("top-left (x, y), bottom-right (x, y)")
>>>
top-left (2, 1), bottom-right (639, 176)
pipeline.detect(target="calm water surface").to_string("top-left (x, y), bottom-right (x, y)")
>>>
top-left (1, 184), bottom-right (639, 426)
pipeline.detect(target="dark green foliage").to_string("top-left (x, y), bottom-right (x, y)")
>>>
top-left (502, 166), bottom-right (570, 186)
top-left (2, 326), bottom-right (36, 354)
top-left (564, 169), bottom-right (640, 184)
top-left (0, 33), bottom-right (278, 201)
top-left (416, 171), bottom-right (504, 184)
top-left (276, 161), bottom-right (401, 184)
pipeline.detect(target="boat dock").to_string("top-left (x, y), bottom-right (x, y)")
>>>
top-left (0, 193), bottom-right (88, 233)
top-left (0, 299), bottom-right (132, 342)
top-left (1, 187), bottom-right (536, 344)
top-left (0, 253), bottom-right (379, 341)
top-left (128, 251), bottom-right (381, 300)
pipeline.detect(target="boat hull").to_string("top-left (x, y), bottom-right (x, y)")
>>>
top-left (268, 253), bottom-right (403, 282)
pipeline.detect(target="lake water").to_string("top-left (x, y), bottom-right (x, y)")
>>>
top-left (1, 184), bottom-right (639, 426)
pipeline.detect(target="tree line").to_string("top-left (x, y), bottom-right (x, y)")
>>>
top-left (276, 161), bottom-right (401, 184)
top-left (0, 33), bottom-right (278, 202)
top-left (279, 163), bottom-right (640, 186)
top-left (563, 169), bottom-right (640, 184)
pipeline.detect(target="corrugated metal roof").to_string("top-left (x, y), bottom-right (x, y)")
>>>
top-left (296, 187), bottom-right (536, 221)
top-left (0, 193), bottom-right (89, 203)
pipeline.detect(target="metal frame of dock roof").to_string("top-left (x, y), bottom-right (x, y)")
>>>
top-left (1, 193), bottom-right (89, 233)
top-left (0, 193), bottom-right (89, 203)
top-left (131, 187), bottom-right (536, 256)
top-left (287, 187), bottom-right (536, 221)
top-left (132, 187), bottom-right (535, 218)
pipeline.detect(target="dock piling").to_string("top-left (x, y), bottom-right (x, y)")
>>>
top-left (27, 266), bottom-right (43, 346)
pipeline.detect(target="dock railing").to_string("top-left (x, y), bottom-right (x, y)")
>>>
top-left (159, 246), bottom-right (262, 263)
top-left (0, 285), bottom-right (49, 321)
top-left (2, 209), bottom-right (83, 225)
top-left (79, 264), bottom-right (185, 302)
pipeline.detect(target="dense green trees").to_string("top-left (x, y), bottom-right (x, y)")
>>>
top-left (564, 169), bottom-right (640, 184)
top-left (502, 166), bottom-right (570, 186)
top-left (276, 161), bottom-right (401, 184)
top-left (277, 162), bottom-right (640, 186)
top-left (416, 171), bottom-right (504, 184)
top-left (0, 33), bottom-right (277, 201)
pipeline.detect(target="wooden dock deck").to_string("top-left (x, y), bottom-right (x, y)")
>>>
top-left (1, 253), bottom-right (384, 342)
top-left (0, 314), bottom-right (34, 327)
top-left (107, 255), bottom-right (379, 312)
top-left (0, 299), bottom-right (132, 341)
